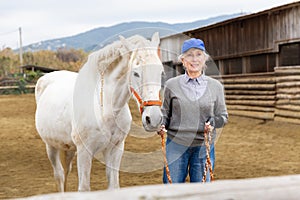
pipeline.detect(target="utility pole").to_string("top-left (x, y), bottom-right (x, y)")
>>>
top-left (19, 27), bottom-right (23, 73)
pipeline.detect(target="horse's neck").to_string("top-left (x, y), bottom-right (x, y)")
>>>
top-left (101, 59), bottom-right (131, 114)
top-left (77, 49), bottom-right (132, 117)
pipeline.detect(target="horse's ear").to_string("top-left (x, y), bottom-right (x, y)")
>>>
top-left (119, 35), bottom-right (133, 54)
top-left (151, 32), bottom-right (160, 47)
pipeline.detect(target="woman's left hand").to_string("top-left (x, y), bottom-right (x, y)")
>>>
top-left (157, 125), bottom-right (167, 136)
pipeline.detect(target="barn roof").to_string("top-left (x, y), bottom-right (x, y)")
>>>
top-left (184, 1), bottom-right (300, 34)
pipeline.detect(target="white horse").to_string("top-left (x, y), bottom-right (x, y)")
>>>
top-left (35, 33), bottom-right (164, 192)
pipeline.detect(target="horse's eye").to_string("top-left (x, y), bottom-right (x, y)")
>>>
top-left (133, 72), bottom-right (140, 78)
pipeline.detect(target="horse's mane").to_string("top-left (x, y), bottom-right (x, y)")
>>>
top-left (86, 35), bottom-right (151, 73)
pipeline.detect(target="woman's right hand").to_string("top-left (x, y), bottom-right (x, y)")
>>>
top-left (157, 125), bottom-right (167, 136)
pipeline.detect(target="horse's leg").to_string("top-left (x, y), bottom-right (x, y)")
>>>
top-left (104, 141), bottom-right (125, 189)
top-left (63, 150), bottom-right (76, 191)
top-left (77, 145), bottom-right (93, 191)
top-left (46, 144), bottom-right (64, 192)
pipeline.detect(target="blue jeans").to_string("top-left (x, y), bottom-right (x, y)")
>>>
top-left (163, 137), bottom-right (215, 183)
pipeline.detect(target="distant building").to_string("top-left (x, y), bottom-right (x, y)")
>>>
top-left (161, 1), bottom-right (300, 75)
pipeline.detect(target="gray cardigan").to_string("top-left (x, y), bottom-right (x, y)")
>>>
top-left (162, 75), bottom-right (228, 146)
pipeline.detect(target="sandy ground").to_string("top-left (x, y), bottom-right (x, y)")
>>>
top-left (0, 94), bottom-right (299, 199)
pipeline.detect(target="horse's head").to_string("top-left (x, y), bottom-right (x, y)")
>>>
top-left (120, 32), bottom-right (164, 132)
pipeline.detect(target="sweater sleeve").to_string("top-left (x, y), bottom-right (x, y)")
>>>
top-left (214, 84), bottom-right (228, 128)
top-left (161, 85), bottom-right (171, 128)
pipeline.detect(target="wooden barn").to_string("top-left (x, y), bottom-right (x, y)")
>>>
top-left (160, 1), bottom-right (300, 124)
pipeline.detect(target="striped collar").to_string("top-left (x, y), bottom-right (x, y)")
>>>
top-left (183, 72), bottom-right (207, 84)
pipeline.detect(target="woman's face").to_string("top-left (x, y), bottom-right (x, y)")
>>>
top-left (181, 48), bottom-right (206, 74)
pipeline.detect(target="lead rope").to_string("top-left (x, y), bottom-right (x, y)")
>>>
top-left (161, 129), bottom-right (172, 183)
top-left (202, 122), bottom-right (214, 182)
top-left (161, 125), bottom-right (214, 184)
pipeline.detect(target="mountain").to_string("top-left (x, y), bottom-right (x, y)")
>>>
top-left (23, 13), bottom-right (245, 52)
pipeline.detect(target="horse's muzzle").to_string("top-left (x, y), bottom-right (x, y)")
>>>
top-left (142, 106), bottom-right (162, 132)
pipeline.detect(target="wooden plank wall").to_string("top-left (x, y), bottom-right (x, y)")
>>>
top-left (215, 65), bottom-right (300, 124)
top-left (216, 72), bottom-right (276, 120)
top-left (274, 66), bottom-right (300, 124)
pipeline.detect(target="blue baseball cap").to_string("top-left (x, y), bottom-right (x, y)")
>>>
top-left (181, 38), bottom-right (206, 53)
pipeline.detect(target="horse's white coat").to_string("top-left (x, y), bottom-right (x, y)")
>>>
top-left (35, 33), bottom-right (164, 192)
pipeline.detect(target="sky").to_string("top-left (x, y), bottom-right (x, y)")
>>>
top-left (0, 0), bottom-right (297, 49)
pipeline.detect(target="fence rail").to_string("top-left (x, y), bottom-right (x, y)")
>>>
top-left (16, 174), bottom-right (300, 200)
top-left (0, 85), bottom-right (35, 90)
top-left (0, 85), bottom-right (35, 94)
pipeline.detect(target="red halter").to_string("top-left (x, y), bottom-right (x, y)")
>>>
top-left (130, 87), bottom-right (162, 114)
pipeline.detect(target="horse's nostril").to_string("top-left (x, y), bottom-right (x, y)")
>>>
top-left (145, 116), bottom-right (151, 124)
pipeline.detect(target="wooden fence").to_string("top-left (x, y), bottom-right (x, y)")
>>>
top-left (0, 78), bottom-right (35, 94)
top-left (17, 174), bottom-right (300, 200)
top-left (0, 85), bottom-right (35, 94)
top-left (215, 65), bottom-right (300, 124)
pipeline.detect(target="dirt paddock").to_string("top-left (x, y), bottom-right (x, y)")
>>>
top-left (0, 94), bottom-right (300, 199)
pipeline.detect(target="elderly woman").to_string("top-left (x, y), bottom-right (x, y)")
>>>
top-left (158, 38), bottom-right (228, 183)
